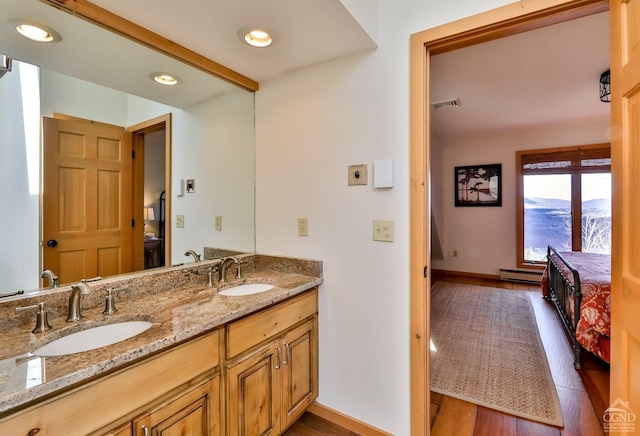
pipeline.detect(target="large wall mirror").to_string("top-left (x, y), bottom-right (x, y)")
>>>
top-left (0, 0), bottom-right (256, 297)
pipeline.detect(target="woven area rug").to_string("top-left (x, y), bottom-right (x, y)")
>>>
top-left (430, 282), bottom-right (563, 427)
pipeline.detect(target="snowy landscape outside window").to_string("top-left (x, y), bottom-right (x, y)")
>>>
top-left (516, 146), bottom-right (611, 266)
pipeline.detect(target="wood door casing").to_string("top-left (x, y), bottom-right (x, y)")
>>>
top-left (43, 117), bottom-right (133, 285)
top-left (410, 1), bottom-right (610, 434)
top-left (610, 0), bottom-right (640, 430)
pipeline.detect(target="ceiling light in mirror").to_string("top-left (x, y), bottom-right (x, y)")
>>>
top-left (11, 21), bottom-right (61, 43)
top-left (151, 72), bottom-right (181, 86)
top-left (241, 28), bottom-right (276, 48)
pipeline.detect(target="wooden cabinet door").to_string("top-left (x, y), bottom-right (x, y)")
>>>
top-left (134, 377), bottom-right (219, 436)
top-left (102, 422), bottom-right (132, 436)
top-left (226, 342), bottom-right (281, 436)
top-left (102, 422), bottom-right (133, 436)
top-left (280, 319), bottom-right (318, 430)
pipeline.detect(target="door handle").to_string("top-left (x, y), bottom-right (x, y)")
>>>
top-left (46, 239), bottom-right (58, 248)
top-left (284, 343), bottom-right (290, 365)
top-left (275, 345), bottom-right (282, 369)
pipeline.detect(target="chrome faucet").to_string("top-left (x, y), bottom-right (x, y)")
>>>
top-left (185, 250), bottom-right (201, 263)
top-left (41, 269), bottom-right (59, 289)
top-left (219, 256), bottom-right (241, 283)
top-left (66, 277), bottom-right (100, 322)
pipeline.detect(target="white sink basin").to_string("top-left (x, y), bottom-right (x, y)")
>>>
top-left (33, 320), bottom-right (153, 357)
top-left (218, 283), bottom-right (274, 297)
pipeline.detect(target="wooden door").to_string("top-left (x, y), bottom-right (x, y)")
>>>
top-left (610, 0), bottom-right (640, 432)
top-left (280, 320), bottom-right (318, 430)
top-left (134, 378), bottom-right (219, 436)
top-left (226, 342), bottom-right (281, 436)
top-left (43, 117), bottom-right (133, 285)
top-left (102, 423), bottom-right (132, 436)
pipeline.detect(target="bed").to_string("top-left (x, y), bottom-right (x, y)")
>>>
top-left (541, 245), bottom-right (611, 369)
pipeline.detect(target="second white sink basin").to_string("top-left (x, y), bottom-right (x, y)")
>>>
top-left (33, 320), bottom-right (154, 357)
top-left (218, 283), bottom-right (274, 297)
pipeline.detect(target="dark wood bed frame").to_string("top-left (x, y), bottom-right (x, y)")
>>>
top-left (545, 245), bottom-right (584, 369)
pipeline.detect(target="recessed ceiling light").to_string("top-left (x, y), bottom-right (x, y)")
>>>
top-left (150, 72), bottom-right (181, 86)
top-left (239, 28), bottom-right (277, 48)
top-left (10, 20), bottom-right (61, 43)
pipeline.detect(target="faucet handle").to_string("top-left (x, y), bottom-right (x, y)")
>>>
top-left (15, 302), bottom-right (52, 333)
top-left (103, 286), bottom-right (129, 315)
top-left (197, 266), bottom-right (219, 287)
top-left (235, 263), bottom-right (243, 280)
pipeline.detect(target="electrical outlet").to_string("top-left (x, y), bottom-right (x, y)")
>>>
top-left (348, 164), bottom-right (368, 186)
top-left (215, 215), bottom-right (222, 231)
top-left (298, 218), bottom-right (308, 236)
top-left (373, 220), bottom-right (394, 242)
top-left (176, 214), bottom-right (184, 228)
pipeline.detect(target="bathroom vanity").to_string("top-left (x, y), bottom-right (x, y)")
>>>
top-left (0, 255), bottom-right (321, 435)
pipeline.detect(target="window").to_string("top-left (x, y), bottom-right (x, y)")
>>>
top-left (516, 144), bottom-right (611, 267)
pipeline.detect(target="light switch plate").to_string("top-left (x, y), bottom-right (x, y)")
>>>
top-left (298, 218), bottom-right (308, 236)
top-left (373, 220), bottom-right (394, 242)
top-left (348, 164), bottom-right (368, 186)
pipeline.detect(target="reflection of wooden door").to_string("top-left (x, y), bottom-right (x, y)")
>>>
top-left (43, 117), bottom-right (133, 285)
top-left (611, 0), bottom-right (640, 427)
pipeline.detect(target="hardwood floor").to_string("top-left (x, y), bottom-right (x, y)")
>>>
top-left (430, 272), bottom-right (610, 436)
top-left (286, 273), bottom-right (609, 435)
top-left (283, 412), bottom-right (361, 436)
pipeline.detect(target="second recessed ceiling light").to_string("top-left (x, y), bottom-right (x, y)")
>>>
top-left (240, 28), bottom-right (276, 48)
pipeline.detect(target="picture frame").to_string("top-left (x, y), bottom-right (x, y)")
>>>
top-left (455, 163), bottom-right (502, 207)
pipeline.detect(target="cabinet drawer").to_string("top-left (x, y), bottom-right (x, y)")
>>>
top-left (226, 289), bottom-right (317, 359)
top-left (0, 330), bottom-right (219, 436)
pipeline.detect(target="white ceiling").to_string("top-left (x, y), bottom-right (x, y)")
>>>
top-left (430, 11), bottom-right (610, 138)
top-left (90, 0), bottom-right (378, 82)
top-left (1, 2), bottom-right (609, 136)
top-left (0, 0), bottom-right (375, 108)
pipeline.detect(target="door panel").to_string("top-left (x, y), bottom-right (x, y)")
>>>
top-left (43, 117), bottom-right (133, 285)
top-left (281, 320), bottom-right (317, 429)
top-left (611, 0), bottom-right (640, 430)
top-left (226, 343), bottom-right (280, 436)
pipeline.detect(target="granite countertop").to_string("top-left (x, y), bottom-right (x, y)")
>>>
top-left (0, 254), bottom-right (322, 416)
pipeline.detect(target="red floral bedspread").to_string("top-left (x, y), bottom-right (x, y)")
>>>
top-left (541, 251), bottom-right (611, 363)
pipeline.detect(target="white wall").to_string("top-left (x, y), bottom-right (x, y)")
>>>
top-left (0, 62), bottom-right (40, 293)
top-left (431, 118), bottom-right (610, 276)
top-left (40, 70), bottom-right (128, 125)
top-left (255, 1), bottom-right (515, 433)
top-left (164, 90), bottom-right (256, 259)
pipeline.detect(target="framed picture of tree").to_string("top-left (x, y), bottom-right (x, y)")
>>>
top-left (455, 163), bottom-right (502, 207)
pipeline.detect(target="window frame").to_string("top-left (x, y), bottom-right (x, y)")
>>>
top-left (516, 143), bottom-right (611, 268)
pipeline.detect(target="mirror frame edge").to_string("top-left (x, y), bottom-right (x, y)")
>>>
top-left (40, 0), bottom-right (259, 92)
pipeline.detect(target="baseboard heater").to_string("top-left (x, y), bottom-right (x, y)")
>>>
top-left (499, 268), bottom-right (543, 284)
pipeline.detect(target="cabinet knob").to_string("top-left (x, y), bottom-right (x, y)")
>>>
top-left (46, 239), bottom-right (57, 248)
top-left (28, 429), bottom-right (41, 436)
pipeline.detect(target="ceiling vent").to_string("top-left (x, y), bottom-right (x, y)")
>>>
top-left (431, 98), bottom-right (461, 110)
